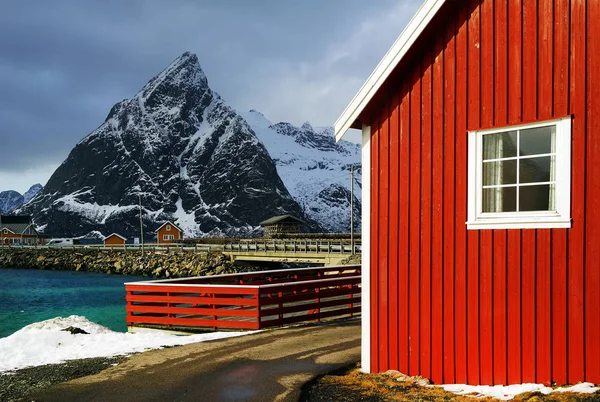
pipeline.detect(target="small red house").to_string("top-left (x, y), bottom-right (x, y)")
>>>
top-left (156, 221), bottom-right (182, 245)
top-left (104, 233), bottom-right (126, 248)
top-left (336, 0), bottom-right (599, 386)
top-left (0, 215), bottom-right (44, 246)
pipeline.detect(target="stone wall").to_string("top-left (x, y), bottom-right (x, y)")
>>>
top-left (0, 248), bottom-right (245, 278)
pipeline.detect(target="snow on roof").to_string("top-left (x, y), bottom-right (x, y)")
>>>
top-left (334, 0), bottom-right (447, 141)
top-left (103, 233), bottom-right (127, 241)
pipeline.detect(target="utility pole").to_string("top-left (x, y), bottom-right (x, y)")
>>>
top-left (350, 164), bottom-right (354, 255)
top-left (139, 195), bottom-right (144, 255)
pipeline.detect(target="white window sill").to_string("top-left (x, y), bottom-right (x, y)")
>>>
top-left (466, 217), bottom-right (572, 230)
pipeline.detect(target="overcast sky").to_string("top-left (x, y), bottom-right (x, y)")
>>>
top-left (0, 0), bottom-right (421, 194)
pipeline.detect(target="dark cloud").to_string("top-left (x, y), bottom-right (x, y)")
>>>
top-left (0, 0), bottom-right (420, 192)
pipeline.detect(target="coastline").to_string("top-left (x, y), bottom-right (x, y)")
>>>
top-left (0, 247), bottom-right (244, 279)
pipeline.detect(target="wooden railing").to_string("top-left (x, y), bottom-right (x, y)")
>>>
top-left (125, 265), bottom-right (361, 331)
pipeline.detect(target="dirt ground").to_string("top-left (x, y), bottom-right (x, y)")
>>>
top-left (300, 364), bottom-right (600, 402)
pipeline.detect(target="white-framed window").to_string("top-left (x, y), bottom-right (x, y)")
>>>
top-left (163, 234), bottom-right (175, 241)
top-left (2, 229), bottom-right (7, 234)
top-left (166, 225), bottom-right (171, 231)
top-left (467, 117), bottom-right (572, 230)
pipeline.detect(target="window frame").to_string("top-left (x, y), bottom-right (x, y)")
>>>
top-left (467, 117), bottom-right (572, 230)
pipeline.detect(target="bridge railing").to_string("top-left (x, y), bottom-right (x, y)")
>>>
top-left (125, 265), bottom-right (361, 331)
top-left (223, 239), bottom-right (361, 254)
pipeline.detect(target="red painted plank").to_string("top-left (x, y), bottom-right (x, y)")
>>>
top-left (443, 16), bottom-right (457, 385)
top-left (128, 305), bottom-right (258, 317)
top-left (536, 229), bottom-right (552, 385)
top-left (431, 34), bottom-right (445, 385)
top-left (521, 0), bottom-right (538, 385)
top-left (128, 316), bottom-right (258, 330)
top-left (388, 93), bottom-right (400, 371)
top-left (408, 66), bottom-right (422, 376)
top-left (538, 0), bottom-right (554, 121)
top-left (479, 229), bottom-right (493, 386)
top-left (535, 2), bottom-right (554, 386)
top-left (379, 104), bottom-right (391, 371)
top-left (522, 0), bottom-right (538, 121)
top-left (127, 285), bottom-right (258, 295)
top-left (568, 0), bottom-right (586, 384)
top-left (493, 0), bottom-right (508, 386)
top-left (586, 0), bottom-right (600, 383)
top-left (454, 4), bottom-right (469, 384)
top-left (370, 117), bottom-right (380, 372)
top-left (493, 230), bottom-right (507, 385)
top-left (466, 0), bottom-right (481, 386)
top-left (551, 0), bottom-right (569, 386)
top-left (507, 231), bottom-right (522, 384)
top-left (399, 81), bottom-right (411, 375)
top-left (521, 230), bottom-right (536, 383)
top-left (506, 0), bottom-right (523, 386)
top-left (508, 0), bottom-right (522, 126)
top-left (126, 294), bottom-right (259, 306)
top-left (478, 0), bottom-right (494, 385)
top-left (420, 51), bottom-right (433, 380)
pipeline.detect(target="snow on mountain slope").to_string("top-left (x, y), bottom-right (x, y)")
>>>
top-left (0, 184), bottom-right (43, 214)
top-left (242, 110), bottom-right (361, 233)
top-left (22, 184), bottom-right (43, 204)
top-left (0, 191), bottom-right (23, 214)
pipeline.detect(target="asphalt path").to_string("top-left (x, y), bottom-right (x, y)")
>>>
top-left (31, 318), bottom-right (361, 402)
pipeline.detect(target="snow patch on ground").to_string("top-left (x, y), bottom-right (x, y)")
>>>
top-left (0, 315), bottom-right (258, 373)
top-left (441, 382), bottom-right (600, 400)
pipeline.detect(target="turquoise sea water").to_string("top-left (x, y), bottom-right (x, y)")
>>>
top-left (0, 268), bottom-right (147, 338)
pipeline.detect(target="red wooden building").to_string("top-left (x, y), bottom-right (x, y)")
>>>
top-left (335, 0), bottom-right (599, 386)
top-left (104, 233), bottom-right (126, 247)
top-left (156, 221), bottom-right (182, 245)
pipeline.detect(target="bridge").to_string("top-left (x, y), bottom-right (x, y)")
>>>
top-left (222, 239), bottom-right (361, 266)
top-left (7, 238), bottom-right (361, 266)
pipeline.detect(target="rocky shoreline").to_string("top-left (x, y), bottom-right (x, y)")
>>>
top-left (0, 248), bottom-right (248, 278)
top-left (0, 356), bottom-right (128, 402)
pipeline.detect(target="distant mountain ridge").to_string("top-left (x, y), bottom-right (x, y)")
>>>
top-left (242, 110), bottom-right (361, 233)
top-left (0, 184), bottom-right (43, 214)
top-left (19, 52), bottom-right (313, 238)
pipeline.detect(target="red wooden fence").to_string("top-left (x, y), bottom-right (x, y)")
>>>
top-left (125, 265), bottom-right (361, 331)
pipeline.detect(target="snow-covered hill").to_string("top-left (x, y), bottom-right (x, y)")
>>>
top-left (19, 53), bottom-right (313, 238)
top-left (0, 184), bottom-right (43, 214)
top-left (243, 110), bottom-right (361, 233)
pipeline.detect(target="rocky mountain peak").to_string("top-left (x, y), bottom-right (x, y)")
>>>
top-left (23, 184), bottom-right (43, 204)
top-left (20, 53), bottom-right (314, 238)
top-left (301, 121), bottom-right (313, 131)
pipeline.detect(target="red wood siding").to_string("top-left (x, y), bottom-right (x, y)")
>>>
top-left (104, 235), bottom-right (125, 246)
top-left (366, 0), bottom-right (600, 385)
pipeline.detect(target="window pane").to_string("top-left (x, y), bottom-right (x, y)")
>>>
top-left (483, 160), bottom-right (517, 185)
top-left (483, 131), bottom-right (518, 160)
top-left (483, 186), bottom-right (517, 212)
top-left (519, 184), bottom-right (551, 211)
top-left (520, 126), bottom-right (555, 156)
top-left (519, 156), bottom-right (552, 183)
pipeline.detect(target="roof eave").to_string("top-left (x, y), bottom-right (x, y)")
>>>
top-left (334, 0), bottom-right (447, 142)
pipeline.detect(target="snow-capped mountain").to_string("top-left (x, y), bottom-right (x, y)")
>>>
top-left (0, 184), bottom-right (43, 214)
top-left (0, 191), bottom-right (23, 214)
top-left (19, 52), bottom-right (313, 238)
top-left (242, 110), bottom-right (361, 233)
top-left (23, 184), bottom-right (43, 204)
